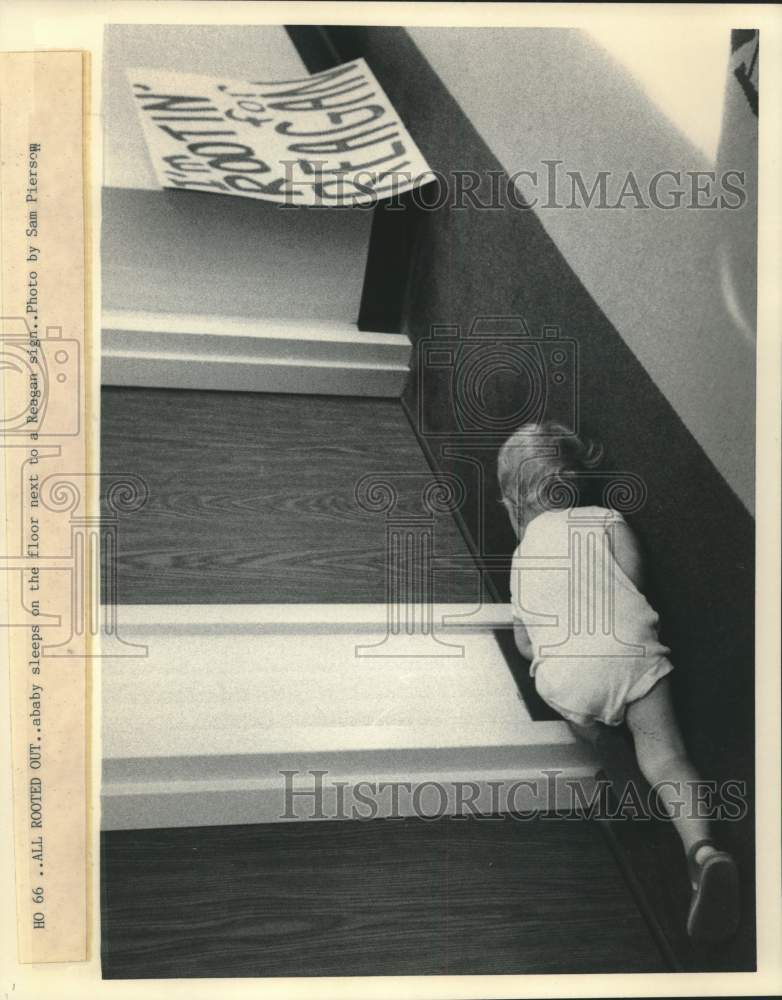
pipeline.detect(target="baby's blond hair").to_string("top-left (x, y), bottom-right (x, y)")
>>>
top-left (497, 422), bottom-right (601, 528)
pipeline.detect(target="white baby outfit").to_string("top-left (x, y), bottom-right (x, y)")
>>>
top-left (510, 506), bottom-right (673, 726)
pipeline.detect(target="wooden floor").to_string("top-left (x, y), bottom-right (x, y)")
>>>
top-left (101, 387), bottom-right (484, 604)
top-left (101, 815), bottom-right (667, 978)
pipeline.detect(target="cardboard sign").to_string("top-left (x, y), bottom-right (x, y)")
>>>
top-left (128, 61), bottom-right (432, 205)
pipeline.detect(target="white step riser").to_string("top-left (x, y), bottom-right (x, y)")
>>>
top-left (102, 351), bottom-right (409, 397)
top-left (102, 311), bottom-right (412, 367)
top-left (102, 764), bottom-right (599, 830)
top-left (100, 603), bottom-right (598, 830)
top-left (102, 313), bottom-right (411, 397)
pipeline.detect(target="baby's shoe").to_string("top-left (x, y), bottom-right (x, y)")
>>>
top-left (686, 839), bottom-right (740, 943)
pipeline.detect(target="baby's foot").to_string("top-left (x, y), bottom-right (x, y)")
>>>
top-left (686, 839), bottom-right (740, 943)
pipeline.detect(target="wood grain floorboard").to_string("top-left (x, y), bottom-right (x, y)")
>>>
top-left (101, 815), bottom-right (667, 978)
top-left (101, 387), bottom-right (485, 604)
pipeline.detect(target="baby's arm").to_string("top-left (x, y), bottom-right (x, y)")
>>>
top-left (609, 517), bottom-right (645, 591)
top-left (513, 621), bottom-right (534, 661)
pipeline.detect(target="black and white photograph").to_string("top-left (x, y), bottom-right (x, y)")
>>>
top-left (95, 14), bottom-right (761, 980)
top-left (2, 4), bottom-right (777, 995)
top-left (93, 16), bottom-right (760, 979)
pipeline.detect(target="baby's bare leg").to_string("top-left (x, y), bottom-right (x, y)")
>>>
top-left (625, 676), bottom-right (710, 854)
top-left (626, 675), bottom-right (740, 941)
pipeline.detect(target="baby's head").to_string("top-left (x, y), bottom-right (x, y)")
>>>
top-left (497, 422), bottom-right (601, 538)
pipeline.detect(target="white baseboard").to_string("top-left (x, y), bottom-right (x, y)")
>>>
top-left (102, 739), bottom-right (599, 830)
top-left (101, 310), bottom-right (412, 397)
top-left (101, 604), bottom-right (598, 830)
